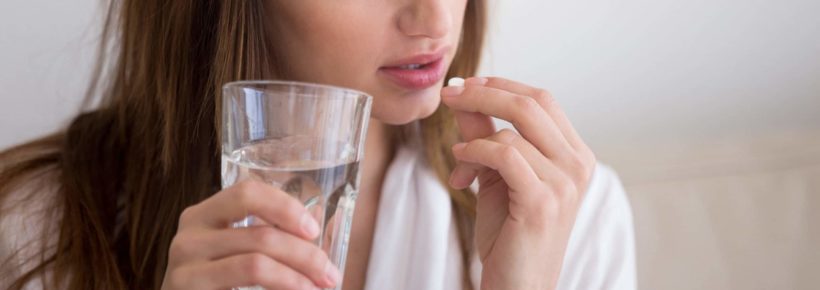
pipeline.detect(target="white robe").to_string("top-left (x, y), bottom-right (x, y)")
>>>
top-left (364, 144), bottom-right (637, 290)
top-left (0, 145), bottom-right (637, 290)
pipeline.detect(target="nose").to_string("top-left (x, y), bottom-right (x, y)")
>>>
top-left (397, 0), bottom-right (452, 39)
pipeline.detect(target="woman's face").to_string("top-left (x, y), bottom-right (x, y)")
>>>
top-left (266, 0), bottom-right (467, 125)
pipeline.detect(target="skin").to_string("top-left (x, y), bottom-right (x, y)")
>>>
top-left (161, 1), bottom-right (596, 290)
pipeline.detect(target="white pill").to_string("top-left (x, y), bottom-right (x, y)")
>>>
top-left (447, 77), bottom-right (465, 87)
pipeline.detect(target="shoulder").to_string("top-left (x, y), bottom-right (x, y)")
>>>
top-left (557, 162), bottom-right (637, 290)
top-left (0, 166), bottom-right (62, 289)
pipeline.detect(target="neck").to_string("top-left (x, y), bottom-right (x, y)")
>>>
top-left (359, 118), bottom-right (395, 196)
top-left (340, 118), bottom-right (396, 290)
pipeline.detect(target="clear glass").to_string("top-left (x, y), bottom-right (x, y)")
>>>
top-left (221, 80), bottom-right (372, 290)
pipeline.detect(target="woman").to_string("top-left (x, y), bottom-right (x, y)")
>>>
top-left (0, 0), bottom-right (635, 289)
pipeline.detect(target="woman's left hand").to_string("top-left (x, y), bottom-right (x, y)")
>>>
top-left (441, 77), bottom-right (597, 290)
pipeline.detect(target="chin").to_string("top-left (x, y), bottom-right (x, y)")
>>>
top-left (370, 87), bottom-right (442, 125)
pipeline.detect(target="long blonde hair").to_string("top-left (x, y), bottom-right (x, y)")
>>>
top-left (0, 0), bottom-right (486, 289)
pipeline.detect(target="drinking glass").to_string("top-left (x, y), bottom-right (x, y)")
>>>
top-left (221, 80), bottom-right (372, 290)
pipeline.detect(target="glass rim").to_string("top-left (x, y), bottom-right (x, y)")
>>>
top-left (223, 80), bottom-right (372, 100)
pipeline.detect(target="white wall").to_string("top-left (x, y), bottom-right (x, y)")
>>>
top-left (479, 0), bottom-right (820, 164)
top-left (0, 0), bottom-right (99, 148)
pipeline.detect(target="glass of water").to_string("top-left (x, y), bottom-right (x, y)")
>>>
top-left (221, 80), bottom-right (372, 290)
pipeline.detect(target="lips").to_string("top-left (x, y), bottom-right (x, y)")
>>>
top-left (378, 48), bottom-right (448, 90)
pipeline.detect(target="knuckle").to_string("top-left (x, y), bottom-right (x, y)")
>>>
top-left (253, 227), bottom-right (281, 247)
top-left (498, 145), bottom-right (520, 164)
top-left (533, 88), bottom-right (555, 106)
top-left (243, 254), bottom-right (273, 283)
top-left (233, 179), bottom-right (255, 193)
top-left (495, 129), bottom-right (519, 144)
top-left (510, 97), bottom-right (541, 127)
top-left (531, 189), bottom-right (560, 220)
top-left (168, 234), bottom-right (192, 259)
top-left (566, 154), bottom-right (586, 173)
top-left (234, 180), bottom-right (261, 202)
top-left (553, 178), bottom-right (578, 201)
top-left (178, 206), bottom-right (197, 227)
top-left (567, 152), bottom-right (595, 185)
top-left (513, 95), bottom-right (540, 112)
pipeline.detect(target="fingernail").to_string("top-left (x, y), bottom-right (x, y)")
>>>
top-left (441, 85), bottom-right (465, 98)
top-left (325, 261), bottom-right (342, 285)
top-left (466, 77), bottom-right (488, 85)
top-left (448, 171), bottom-right (459, 188)
top-left (449, 169), bottom-right (467, 189)
top-left (452, 142), bottom-right (467, 151)
top-left (300, 212), bottom-right (320, 238)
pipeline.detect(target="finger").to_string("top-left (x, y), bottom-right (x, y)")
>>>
top-left (169, 226), bottom-right (341, 288)
top-left (442, 82), bottom-right (496, 191)
top-left (449, 129), bottom-right (562, 189)
top-left (488, 129), bottom-right (562, 181)
top-left (479, 77), bottom-right (587, 151)
top-left (441, 85), bottom-right (495, 141)
top-left (451, 138), bottom-right (540, 196)
top-left (449, 160), bottom-right (485, 190)
top-left (479, 77), bottom-right (597, 185)
top-left (179, 180), bottom-right (320, 240)
top-left (172, 253), bottom-right (321, 290)
top-left (441, 81), bottom-right (574, 160)
top-left (454, 110), bottom-right (495, 141)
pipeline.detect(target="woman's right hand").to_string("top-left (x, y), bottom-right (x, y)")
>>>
top-left (160, 179), bottom-right (342, 290)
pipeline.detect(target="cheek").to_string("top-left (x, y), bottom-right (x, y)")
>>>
top-left (454, 1), bottom-right (468, 38)
top-left (270, 4), bottom-right (385, 88)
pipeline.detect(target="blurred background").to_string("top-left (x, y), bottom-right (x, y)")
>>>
top-left (1, 0), bottom-right (818, 289)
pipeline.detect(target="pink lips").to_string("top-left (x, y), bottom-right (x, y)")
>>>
top-left (378, 49), bottom-right (448, 90)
